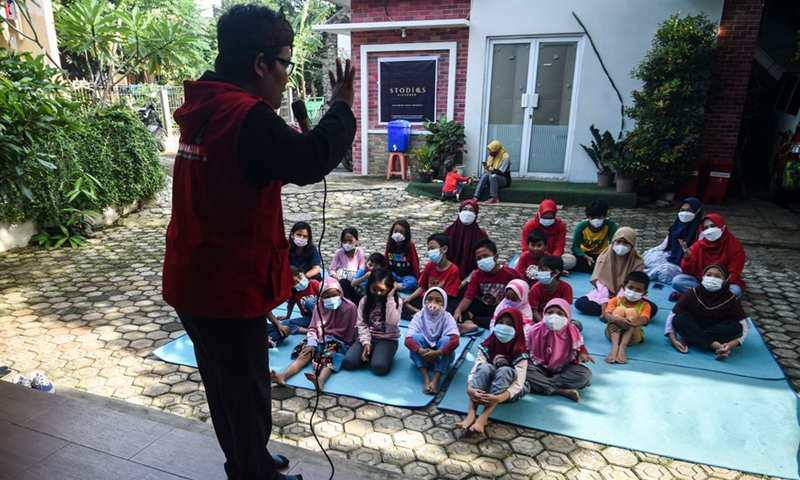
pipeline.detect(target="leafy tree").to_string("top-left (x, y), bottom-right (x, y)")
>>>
top-left (625, 13), bottom-right (717, 194)
top-left (55, 0), bottom-right (201, 103)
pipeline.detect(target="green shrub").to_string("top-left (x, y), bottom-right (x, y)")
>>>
top-left (625, 13), bottom-right (717, 194)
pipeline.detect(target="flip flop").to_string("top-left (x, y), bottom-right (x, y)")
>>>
top-left (272, 454), bottom-right (290, 469)
top-left (0, 366), bottom-right (10, 378)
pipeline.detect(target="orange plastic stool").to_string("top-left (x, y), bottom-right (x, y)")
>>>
top-left (386, 152), bottom-right (408, 180)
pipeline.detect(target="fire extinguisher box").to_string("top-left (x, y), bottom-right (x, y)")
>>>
top-left (677, 168), bottom-right (701, 199)
top-left (700, 161), bottom-right (734, 204)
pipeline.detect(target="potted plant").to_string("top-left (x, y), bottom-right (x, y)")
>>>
top-left (408, 144), bottom-right (436, 183)
top-left (580, 124), bottom-right (618, 187)
top-left (612, 148), bottom-right (640, 193)
top-left (423, 114), bottom-right (466, 179)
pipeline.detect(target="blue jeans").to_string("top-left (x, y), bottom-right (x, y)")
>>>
top-left (408, 333), bottom-right (455, 373)
top-left (470, 362), bottom-right (525, 402)
top-left (267, 312), bottom-right (312, 345)
top-left (442, 183), bottom-right (466, 199)
top-left (672, 274), bottom-right (742, 298)
top-left (391, 272), bottom-right (418, 292)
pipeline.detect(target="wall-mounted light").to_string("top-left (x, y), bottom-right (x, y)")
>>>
top-left (401, 27), bottom-right (407, 38)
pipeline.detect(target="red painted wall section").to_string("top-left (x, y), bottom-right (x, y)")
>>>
top-left (698, 0), bottom-right (765, 167)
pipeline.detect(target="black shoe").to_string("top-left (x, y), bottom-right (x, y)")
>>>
top-left (272, 454), bottom-right (289, 469)
top-left (571, 320), bottom-right (583, 332)
top-left (0, 366), bottom-right (10, 378)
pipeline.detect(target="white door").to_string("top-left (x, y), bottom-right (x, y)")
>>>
top-left (485, 38), bottom-right (581, 178)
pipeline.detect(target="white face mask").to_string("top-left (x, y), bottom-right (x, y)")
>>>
top-left (459, 210), bottom-right (476, 225)
top-left (703, 227), bottom-right (723, 242)
top-left (539, 218), bottom-right (555, 227)
top-left (391, 232), bottom-right (405, 243)
top-left (678, 211), bottom-right (696, 223)
top-left (589, 218), bottom-right (605, 229)
top-left (613, 244), bottom-right (631, 256)
top-left (342, 243), bottom-right (356, 252)
top-left (623, 288), bottom-right (643, 302)
top-left (477, 257), bottom-right (496, 272)
top-left (543, 313), bottom-right (569, 331)
top-left (293, 236), bottom-right (308, 247)
top-left (702, 276), bottom-right (724, 292)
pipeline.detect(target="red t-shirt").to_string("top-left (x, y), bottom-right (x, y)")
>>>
top-left (443, 171), bottom-right (470, 194)
top-left (528, 280), bottom-right (574, 315)
top-left (419, 261), bottom-right (461, 297)
top-left (465, 266), bottom-right (520, 306)
top-left (288, 279), bottom-right (320, 316)
top-left (515, 250), bottom-right (547, 285)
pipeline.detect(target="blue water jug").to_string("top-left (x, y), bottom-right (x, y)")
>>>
top-left (387, 120), bottom-right (411, 152)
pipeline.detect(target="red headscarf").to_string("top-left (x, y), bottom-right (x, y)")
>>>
top-left (688, 214), bottom-right (746, 289)
top-left (479, 308), bottom-right (529, 365)
top-left (444, 199), bottom-right (488, 280)
top-left (520, 199), bottom-right (567, 256)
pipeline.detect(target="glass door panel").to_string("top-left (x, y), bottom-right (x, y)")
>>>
top-left (486, 43), bottom-right (530, 173)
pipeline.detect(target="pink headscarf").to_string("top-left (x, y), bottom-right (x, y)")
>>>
top-left (308, 277), bottom-right (358, 345)
top-left (526, 298), bottom-right (584, 371)
top-left (491, 279), bottom-right (533, 329)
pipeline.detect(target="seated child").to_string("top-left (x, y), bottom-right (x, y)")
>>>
top-left (601, 271), bottom-right (651, 364)
top-left (405, 287), bottom-right (460, 394)
top-left (571, 201), bottom-right (618, 274)
top-left (526, 299), bottom-right (594, 402)
top-left (404, 233), bottom-right (461, 316)
top-left (490, 279), bottom-right (533, 331)
top-left (271, 277), bottom-right (358, 391)
top-left (346, 253), bottom-right (386, 304)
top-left (267, 266), bottom-right (320, 345)
top-left (288, 221), bottom-right (323, 281)
top-left (515, 229), bottom-right (549, 285)
top-left (528, 255), bottom-right (574, 322)
top-left (441, 162), bottom-right (472, 202)
top-left (330, 227), bottom-right (366, 282)
top-left (342, 269), bottom-right (402, 375)
top-left (384, 219), bottom-right (420, 292)
top-left (453, 239), bottom-right (520, 334)
top-left (456, 308), bottom-right (529, 436)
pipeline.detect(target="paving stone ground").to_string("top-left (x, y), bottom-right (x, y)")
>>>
top-left (2, 171), bottom-right (798, 480)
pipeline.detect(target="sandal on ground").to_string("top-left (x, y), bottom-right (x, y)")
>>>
top-left (272, 454), bottom-right (290, 469)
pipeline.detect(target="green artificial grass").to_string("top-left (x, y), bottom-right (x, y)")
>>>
top-left (406, 179), bottom-right (637, 207)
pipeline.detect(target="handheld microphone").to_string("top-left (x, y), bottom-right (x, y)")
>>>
top-left (291, 99), bottom-right (312, 133)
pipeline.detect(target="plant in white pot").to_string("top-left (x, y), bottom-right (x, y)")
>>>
top-left (580, 125), bottom-right (619, 187)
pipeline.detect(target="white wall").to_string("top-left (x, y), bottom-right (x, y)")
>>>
top-left (463, 0), bottom-right (724, 183)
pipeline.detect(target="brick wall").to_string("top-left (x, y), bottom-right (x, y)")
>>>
top-left (698, 0), bottom-right (765, 167)
top-left (369, 135), bottom-right (427, 177)
top-left (350, 0), bottom-right (470, 175)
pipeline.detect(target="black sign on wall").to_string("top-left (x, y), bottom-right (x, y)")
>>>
top-left (378, 57), bottom-right (437, 124)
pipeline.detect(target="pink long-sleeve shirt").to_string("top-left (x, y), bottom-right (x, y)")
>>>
top-left (356, 296), bottom-right (402, 345)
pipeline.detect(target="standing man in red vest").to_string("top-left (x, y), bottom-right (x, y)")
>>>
top-left (162, 5), bottom-right (356, 480)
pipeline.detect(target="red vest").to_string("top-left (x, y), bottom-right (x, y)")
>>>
top-left (162, 81), bottom-right (292, 319)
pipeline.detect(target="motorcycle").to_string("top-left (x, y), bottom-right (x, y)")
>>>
top-left (136, 100), bottom-right (166, 152)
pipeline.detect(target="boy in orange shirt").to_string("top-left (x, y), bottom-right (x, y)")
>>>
top-left (601, 271), bottom-right (651, 364)
top-left (441, 162), bottom-right (472, 202)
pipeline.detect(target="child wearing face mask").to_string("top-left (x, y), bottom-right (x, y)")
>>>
top-left (571, 201), bottom-right (618, 274)
top-left (671, 214), bottom-right (746, 299)
top-left (453, 239), bottom-right (521, 334)
top-left (267, 266), bottom-right (320, 345)
top-left (384, 219), bottom-right (421, 293)
top-left (456, 308), bottom-right (529, 436)
top-left (329, 227), bottom-right (366, 281)
top-left (490, 280), bottom-right (533, 330)
top-left (406, 288), bottom-right (461, 394)
top-left (526, 298), bottom-right (594, 403)
top-left (404, 233), bottom-right (461, 316)
top-left (515, 229), bottom-right (550, 285)
top-left (271, 277), bottom-right (358, 392)
top-left (575, 227), bottom-right (658, 319)
top-left (521, 199), bottom-right (577, 271)
top-left (601, 271), bottom-right (651, 364)
top-left (288, 221), bottom-right (323, 281)
top-left (342, 269), bottom-right (402, 375)
top-left (666, 264), bottom-right (748, 360)
top-left (349, 253), bottom-right (387, 303)
top-left (528, 256), bottom-right (574, 323)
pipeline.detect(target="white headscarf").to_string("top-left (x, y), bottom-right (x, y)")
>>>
top-left (407, 287), bottom-right (459, 348)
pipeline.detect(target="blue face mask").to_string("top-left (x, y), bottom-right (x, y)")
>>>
top-left (427, 248), bottom-right (442, 264)
top-left (537, 271), bottom-right (553, 285)
top-left (294, 276), bottom-right (309, 291)
top-left (493, 324), bottom-right (516, 343)
top-left (323, 296), bottom-right (342, 310)
top-left (477, 257), bottom-right (496, 272)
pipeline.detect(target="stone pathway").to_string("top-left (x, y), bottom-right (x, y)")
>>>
top-left (1, 174), bottom-right (798, 480)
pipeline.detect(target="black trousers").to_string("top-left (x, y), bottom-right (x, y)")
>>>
top-left (178, 311), bottom-right (276, 480)
top-left (575, 296), bottom-right (659, 318)
top-left (572, 254), bottom-right (598, 273)
top-left (672, 314), bottom-right (743, 350)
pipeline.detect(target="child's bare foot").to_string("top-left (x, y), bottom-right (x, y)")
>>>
top-left (422, 383), bottom-right (432, 394)
top-left (615, 350), bottom-right (628, 364)
top-left (304, 372), bottom-right (322, 392)
top-left (605, 350), bottom-right (617, 364)
top-left (715, 344), bottom-right (731, 361)
top-left (455, 412), bottom-right (475, 430)
top-left (271, 370), bottom-right (287, 387)
top-left (428, 380), bottom-right (440, 394)
top-left (554, 388), bottom-right (580, 402)
top-left (469, 416), bottom-right (488, 435)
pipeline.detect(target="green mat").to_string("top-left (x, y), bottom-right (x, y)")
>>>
top-left (406, 180), bottom-right (637, 207)
top-left (438, 343), bottom-right (800, 480)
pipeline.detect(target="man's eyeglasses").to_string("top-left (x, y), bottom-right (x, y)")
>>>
top-left (269, 55), bottom-right (295, 75)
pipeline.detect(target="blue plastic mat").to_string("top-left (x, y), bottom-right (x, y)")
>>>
top-left (153, 326), bottom-right (474, 408)
top-left (573, 309), bottom-right (786, 380)
top-left (438, 343), bottom-right (800, 480)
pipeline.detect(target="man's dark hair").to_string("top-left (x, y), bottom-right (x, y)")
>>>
top-left (367, 252), bottom-right (386, 267)
top-left (215, 5), bottom-right (294, 80)
top-left (624, 271), bottom-right (651, 290)
top-left (585, 200), bottom-right (609, 218)
top-left (474, 238), bottom-right (497, 255)
top-left (427, 233), bottom-right (450, 249)
top-left (526, 229), bottom-right (548, 246)
top-left (539, 255), bottom-right (563, 273)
